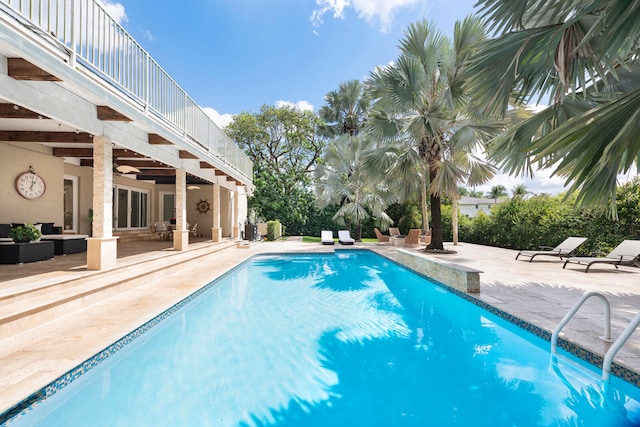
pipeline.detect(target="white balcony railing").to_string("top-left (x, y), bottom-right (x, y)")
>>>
top-left (0, 0), bottom-right (253, 181)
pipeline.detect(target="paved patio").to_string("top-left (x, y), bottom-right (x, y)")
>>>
top-left (1, 238), bottom-right (639, 416)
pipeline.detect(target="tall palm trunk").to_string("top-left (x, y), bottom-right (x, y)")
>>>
top-left (421, 169), bottom-right (429, 234)
top-left (428, 165), bottom-right (445, 250)
top-left (452, 196), bottom-right (459, 245)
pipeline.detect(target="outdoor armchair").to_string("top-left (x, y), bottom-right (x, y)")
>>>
top-left (374, 228), bottom-right (390, 245)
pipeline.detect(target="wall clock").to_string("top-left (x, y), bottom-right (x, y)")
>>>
top-left (196, 199), bottom-right (211, 215)
top-left (15, 170), bottom-right (46, 199)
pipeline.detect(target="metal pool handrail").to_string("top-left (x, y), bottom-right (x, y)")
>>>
top-left (603, 311), bottom-right (640, 381)
top-left (551, 291), bottom-right (613, 355)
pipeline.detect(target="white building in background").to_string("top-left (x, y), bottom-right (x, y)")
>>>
top-left (458, 197), bottom-right (503, 217)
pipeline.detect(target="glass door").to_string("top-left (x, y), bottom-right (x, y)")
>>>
top-left (159, 192), bottom-right (176, 222)
top-left (63, 175), bottom-right (78, 232)
top-left (113, 185), bottom-right (149, 230)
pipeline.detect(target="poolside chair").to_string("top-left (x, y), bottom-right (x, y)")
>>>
top-left (338, 230), bottom-right (355, 245)
top-left (389, 227), bottom-right (403, 238)
top-left (405, 229), bottom-right (420, 248)
top-left (515, 237), bottom-right (588, 262)
top-left (563, 240), bottom-right (640, 272)
top-left (420, 229), bottom-right (432, 246)
top-left (321, 230), bottom-right (335, 245)
top-left (374, 228), bottom-right (390, 245)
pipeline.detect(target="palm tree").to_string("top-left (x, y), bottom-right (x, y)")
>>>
top-left (365, 17), bottom-right (499, 250)
top-left (488, 185), bottom-right (507, 203)
top-left (318, 80), bottom-right (370, 138)
top-left (467, 0), bottom-right (640, 217)
top-left (314, 135), bottom-right (395, 240)
top-left (511, 184), bottom-right (529, 199)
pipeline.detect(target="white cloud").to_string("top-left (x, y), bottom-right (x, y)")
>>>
top-left (143, 29), bottom-right (155, 42)
top-left (311, 0), bottom-right (418, 32)
top-left (275, 100), bottom-right (315, 112)
top-left (99, 1), bottom-right (128, 25)
top-left (203, 107), bottom-right (234, 129)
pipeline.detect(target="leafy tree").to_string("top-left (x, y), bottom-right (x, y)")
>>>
top-left (468, 0), bottom-right (640, 217)
top-left (365, 17), bottom-right (500, 250)
top-left (314, 135), bottom-right (395, 240)
top-left (225, 105), bottom-right (325, 233)
top-left (318, 80), bottom-right (370, 137)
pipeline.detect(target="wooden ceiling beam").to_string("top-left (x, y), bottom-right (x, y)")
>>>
top-left (53, 148), bottom-right (148, 158)
top-left (179, 150), bottom-right (198, 159)
top-left (214, 170), bottom-right (226, 176)
top-left (7, 58), bottom-right (61, 81)
top-left (97, 106), bottom-right (132, 121)
top-left (199, 162), bottom-right (215, 169)
top-left (0, 131), bottom-right (92, 143)
top-left (134, 169), bottom-right (176, 176)
top-left (0, 104), bottom-right (50, 119)
top-left (148, 133), bottom-right (173, 145)
top-left (81, 159), bottom-right (171, 168)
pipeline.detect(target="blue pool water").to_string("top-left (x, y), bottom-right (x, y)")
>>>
top-left (4, 250), bottom-right (640, 426)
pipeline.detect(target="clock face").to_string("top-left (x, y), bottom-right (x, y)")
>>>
top-left (15, 172), bottom-right (46, 199)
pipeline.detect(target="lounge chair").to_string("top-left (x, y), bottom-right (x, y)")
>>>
top-left (338, 230), bottom-right (355, 245)
top-left (515, 237), bottom-right (588, 262)
top-left (405, 229), bottom-right (420, 248)
top-left (563, 240), bottom-right (640, 272)
top-left (374, 228), bottom-right (390, 245)
top-left (389, 227), bottom-right (403, 238)
top-left (321, 230), bottom-right (335, 245)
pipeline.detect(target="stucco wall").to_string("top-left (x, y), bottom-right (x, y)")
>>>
top-left (0, 142), bottom-right (64, 225)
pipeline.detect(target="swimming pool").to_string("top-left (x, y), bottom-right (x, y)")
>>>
top-left (3, 250), bottom-right (640, 426)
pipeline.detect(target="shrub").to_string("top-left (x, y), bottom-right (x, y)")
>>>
top-left (266, 220), bottom-right (282, 241)
top-left (9, 223), bottom-right (42, 242)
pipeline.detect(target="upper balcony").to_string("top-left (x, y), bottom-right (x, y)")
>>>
top-left (0, 0), bottom-right (252, 186)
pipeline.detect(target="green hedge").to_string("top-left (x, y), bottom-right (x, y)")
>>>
top-left (444, 179), bottom-right (640, 254)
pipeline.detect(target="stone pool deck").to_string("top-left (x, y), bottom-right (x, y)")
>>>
top-left (1, 238), bottom-right (639, 416)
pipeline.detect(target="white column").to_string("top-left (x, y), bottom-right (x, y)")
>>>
top-left (173, 169), bottom-right (189, 250)
top-left (211, 182), bottom-right (222, 242)
top-left (87, 135), bottom-right (118, 270)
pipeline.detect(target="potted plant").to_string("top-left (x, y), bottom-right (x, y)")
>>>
top-left (9, 223), bottom-right (42, 243)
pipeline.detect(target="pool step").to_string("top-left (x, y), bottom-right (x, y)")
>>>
top-left (0, 240), bottom-right (239, 340)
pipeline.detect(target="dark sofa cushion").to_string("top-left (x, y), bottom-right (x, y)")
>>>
top-left (38, 222), bottom-right (55, 235)
top-left (0, 224), bottom-right (10, 238)
top-left (11, 223), bottom-right (24, 229)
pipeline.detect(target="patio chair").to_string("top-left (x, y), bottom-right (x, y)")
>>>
top-left (321, 230), bottom-right (335, 245)
top-left (389, 227), bottom-right (403, 238)
top-left (405, 229), bottom-right (420, 248)
top-left (515, 237), bottom-right (587, 262)
top-left (152, 221), bottom-right (169, 241)
top-left (338, 230), bottom-right (355, 245)
top-left (563, 240), bottom-right (640, 272)
top-left (374, 228), bottom-right (390, 245)
top-left (420, 229), bottom-right (432, 246)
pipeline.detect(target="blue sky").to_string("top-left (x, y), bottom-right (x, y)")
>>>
top-left (103, 0), bottom-right (605, 196)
